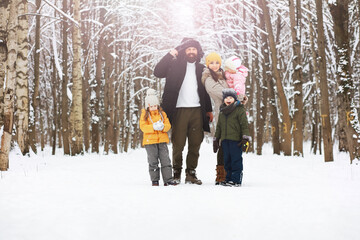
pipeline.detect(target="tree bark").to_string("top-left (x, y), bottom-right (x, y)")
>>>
top-left (69, 0), bottom-right (83, 155)
top-left (29, 0), bottom-right (42, 154)
top-left (0, 1), bottom-right (9, 129)
top-left (289, 0), bottom-right (304, 156)
top-left (81, 2), bottom-right (90, 152)
top-left (329, 0), bottom-right (360, 163)
top-left (91, 3), bottom-right (105, 153)
top-left (61, 0), bottom-right (70, 155)
top-left (308, 1), bottom-right (322, 155)
top-left (0, 0), bottom-right (17, 171)
top-left (260, 0), bottom-right (292, 155)
top-left (315, 0), bottom-right (334, 162)
top-left (256, 5), bottom-right (270, 155)
top-left (15, 0), bottom-right (29, 155)
top-left (104, 27), bottom-right (115, 154)
top-left (51, 57), bottom-right (57, 155)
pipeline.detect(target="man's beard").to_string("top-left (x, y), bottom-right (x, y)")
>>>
top-left (185, 53), bottom-right (197, 63)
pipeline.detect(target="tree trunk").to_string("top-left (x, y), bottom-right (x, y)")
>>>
top-left (0, 0), bottom-right (17, 171)
top-left (256, 6), bottom-right (270, 155)
top-left (104, 24), bottom-right (116, 154)
top-left (61, 0), bottom-right (70, 155)
top-left (289, 0), bottom-right (304, 156)
top-left (269, 78), bottom-right (281, 155)
top-left (260, 0), bottom-right (292, 155)
top-left (81, 5), bottom-right (90, 152)
top-left (51, 57), bottom-right (57, 155)
top-left (39, 99), bottom-right (45, 151)
top-left (29, 0), bottom-right (42, 154)
top-left (329, 0), bottom-right (360, 163)
top-left (0, 1), bottom-right (9, 128)
top-left (69, 0), bottom-right (83, 155)
top-left (311, 96), bottom-right (319, 154)
top-left (91, 41), bottom-right (102, 153)
top-left (119, 80), bottom-right (125, 153)
top-left (15, 0), bottom-right (29, 155)
top-left (248, 64), bottom-right (255, 153)
top-left (308, 2), bottom-right (322, 155)
top-left (315, 0), bottom-right (334, 162)
top-left (91, 4), bottom-right (105, 153)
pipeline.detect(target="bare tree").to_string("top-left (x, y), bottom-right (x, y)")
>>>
top-left (329, 0), bottom-right (360, 163)
top-left (260, 0), bottom-right (292, 155)
top-left (0, 0), bottom-right (18, 170)
top-left (69, 0), bottom-right (84, 155)
top-left (61, 0), bottom-right (70, 155)
top-left (16, 0), bottom-right (29, 155)
top-left (0, 1), bottom-right (9, 128)
top-left (289, 0), bottom-right (304, 156)
top-left (315, 0), bottom-right (334, 162)
top-left (29, 0), bottom-right (42, 154)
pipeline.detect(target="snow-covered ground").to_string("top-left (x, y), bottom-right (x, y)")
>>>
top-left (1, 142), bottom-right (359, 240)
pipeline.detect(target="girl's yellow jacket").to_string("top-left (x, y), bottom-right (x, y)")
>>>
top-left (139, 109), bottom-right (171, 146)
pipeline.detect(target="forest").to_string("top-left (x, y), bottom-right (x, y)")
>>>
top-left (0, 0), bottom-right (359, 170)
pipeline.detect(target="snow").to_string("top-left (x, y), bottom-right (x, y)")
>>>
top-left (1, 143), bottom-right (360, 240)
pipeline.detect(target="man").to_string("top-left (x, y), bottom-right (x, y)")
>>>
top-left (154, 38), bottom-right (213, 185)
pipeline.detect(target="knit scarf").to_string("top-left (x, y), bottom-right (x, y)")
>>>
top-left (220, 102), bottom-right (237, 116)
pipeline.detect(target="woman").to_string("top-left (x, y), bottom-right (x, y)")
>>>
top-left (202, 52), bottom-right (248, 185)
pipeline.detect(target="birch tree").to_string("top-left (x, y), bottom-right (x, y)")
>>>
top-left (0, 1), bottom-right (9, 128)
top-left (16, 0), bottom-right (29, 155)
top-left (69, 0), bottom-right (83, 155)
top-left (0, 0), bottom-right (18, 170)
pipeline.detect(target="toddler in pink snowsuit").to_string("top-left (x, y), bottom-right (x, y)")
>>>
top-left (224, 56), bottom-right (248, 101)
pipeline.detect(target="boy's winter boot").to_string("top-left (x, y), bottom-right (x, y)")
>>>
top-left (152, 181), bottom-right (159, 186)
top-left (164, 180), bottom-right (178, 186)
top-left (173, 169), bottom-right (181, 184)
top-left (185, 169), bottom-right (202, 185)
top-left (215, 165), bottom-right (226, 185)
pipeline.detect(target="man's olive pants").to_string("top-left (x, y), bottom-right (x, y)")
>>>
top-left (171, 107), bottom-right (204, 171)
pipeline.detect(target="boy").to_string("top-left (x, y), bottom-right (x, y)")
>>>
top-left (213, 88), bottom-right (251, 187)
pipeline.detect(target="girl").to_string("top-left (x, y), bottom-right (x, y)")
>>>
top-left (201, 52), bottom-right (229, 185)
top-left (140, 88), bottom-right (177, 186)
top-left (223, 55), bottom-right (249, 102)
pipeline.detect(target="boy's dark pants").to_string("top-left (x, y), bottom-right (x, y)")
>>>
top-left (171, 107), bottom-right (204, 172)
top-left (145, 143), bottom-right (173, 183)
top-left (221, 139), bottom-right (243, 184)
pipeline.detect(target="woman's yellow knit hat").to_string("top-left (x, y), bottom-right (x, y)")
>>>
top-left (205, 52), bottom-right (222, 67)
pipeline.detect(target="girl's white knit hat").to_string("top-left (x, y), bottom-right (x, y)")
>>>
top-left (145, 88), bottom-right (160, 107)
top-left (224, 56), bottom-right (242, 71)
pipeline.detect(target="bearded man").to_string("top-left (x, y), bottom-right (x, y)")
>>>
top-left (154, 38), bottom-right (213, 185)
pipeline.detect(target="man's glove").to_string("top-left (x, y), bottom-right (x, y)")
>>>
top-left (153, 120), bottom-right (164, 131)
top-left (213, 138), bottom-right (220, 153)
top-left (238, 136), bottom-right (251, 153)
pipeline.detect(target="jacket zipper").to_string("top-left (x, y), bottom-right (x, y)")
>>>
top-left (225, 115), bottom-right (228, 139)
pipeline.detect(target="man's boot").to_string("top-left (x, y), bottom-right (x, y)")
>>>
top-left (173, 169), bottom-right (181, 184)
top-left (185, 169), bottom-right (202, 185)
top-left (215, 165), bottom-right (226, 185)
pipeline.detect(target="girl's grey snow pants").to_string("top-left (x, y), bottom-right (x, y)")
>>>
top-left (145, 143), bottom-right (173, 183)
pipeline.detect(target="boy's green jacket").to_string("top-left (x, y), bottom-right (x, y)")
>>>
top-left (215, 102), bottom-right (250, 141)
